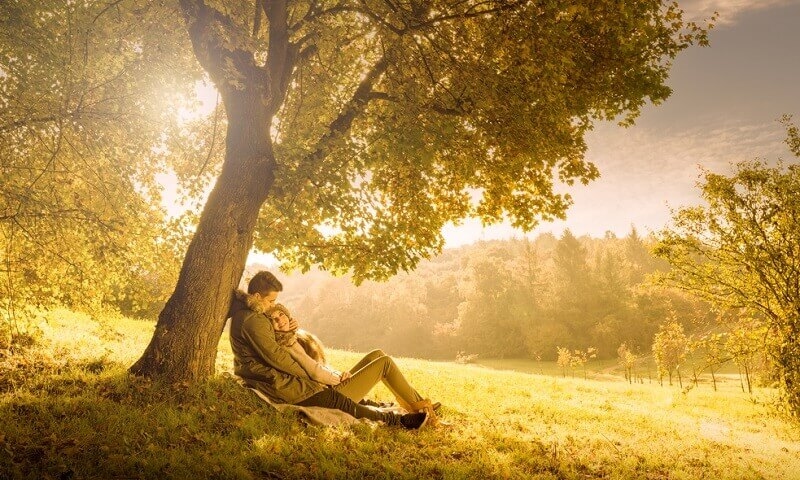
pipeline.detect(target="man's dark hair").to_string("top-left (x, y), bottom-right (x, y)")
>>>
top-left (247, 271), bottom-right (283, 295)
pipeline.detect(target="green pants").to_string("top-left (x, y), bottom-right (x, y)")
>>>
top-left (332, 349), bottom-right (424, 407)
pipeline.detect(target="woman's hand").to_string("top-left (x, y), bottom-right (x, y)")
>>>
top-left (339, 371), bottom-right (352, 382)
top-left (287, 317), bottom-right (299, 331)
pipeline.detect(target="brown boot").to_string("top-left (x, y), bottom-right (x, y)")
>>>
top-left (407, 398), bottom-right (439, 426)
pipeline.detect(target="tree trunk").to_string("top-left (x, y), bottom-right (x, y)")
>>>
top-left (130, 93), bottom-right (274, 382)
top-left (744, 363), bottom-right (752, 394)
top-left (778, 324), bottom-right (800, 418)
top-left (738, 365), bottom-right (745, 393)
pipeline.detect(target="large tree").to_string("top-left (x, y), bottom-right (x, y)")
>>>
top-left (103, 0), bottom-right (707, 381)
top-left (654, 128), bottom-right (800, 416)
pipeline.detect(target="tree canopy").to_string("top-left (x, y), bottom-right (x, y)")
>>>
top-left (246, 0), bottom-right (710, 281)
top-left (0, 1), bottom-right (203, 334)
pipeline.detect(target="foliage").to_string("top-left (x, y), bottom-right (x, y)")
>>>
top-left (556, 346), bottom-right (573, 377)
top-left (725, 318), bottom-right (771, 394)
top-left (783, 114), bottom-right (800, 156)
top-left (652, 317), bottom-right (688, 386)
top-left (2, 308), bottom-right (798, 479)
top-left (654, 147), bottom-right (800, 417)
top-left (555, 346), bottom-right (597, 379)
top-left (690, 332), bottom-right (728, 391)
top-left (454, 351), bottom-right (479, 365)
top-left (0, 0), bottom-right (191, 337)
top-left (285, 230), bottom-right (708, 362)
top-left (242, 0), bottom-right (712, 282)
top-left (454, 252), bottom-right (530, 358)
top-left (617, 343), bottom-right (638, 384)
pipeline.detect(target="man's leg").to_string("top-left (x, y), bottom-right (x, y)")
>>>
top-left (296, 389), bottom-right (399, 425)
top-left (333, 355), bottom-right (425, 408)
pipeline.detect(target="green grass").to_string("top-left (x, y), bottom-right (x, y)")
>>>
top-left (1, 309), bottom-right (799, 479)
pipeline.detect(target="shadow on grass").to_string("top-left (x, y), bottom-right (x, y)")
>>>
top-left (0, 354), bottom-right (551, 480)
top-left (0, 351), bottom-right (307, 479)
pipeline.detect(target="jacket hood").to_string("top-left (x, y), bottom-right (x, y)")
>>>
top-left (227, 289), bottom-right (272, 318)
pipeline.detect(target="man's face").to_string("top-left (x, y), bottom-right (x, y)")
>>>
top-left (262, 291), bottom-right (279, 308)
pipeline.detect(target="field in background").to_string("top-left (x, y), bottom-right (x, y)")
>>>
top-left (472, 356), bottom-right (748, 391)
top-left (1, 309), bottom-right (799, 479)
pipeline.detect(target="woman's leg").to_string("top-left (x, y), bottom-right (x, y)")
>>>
top-left (333, 354), bottom-right (425, 408)
top-left (351, 350), bottom-right (391, 407)
top-left (348, 349), bottom-right (386, 374)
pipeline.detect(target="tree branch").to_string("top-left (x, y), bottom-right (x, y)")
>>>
top-left (178, 0), bottom-right (267, 100)
top-left (263, 0), bottom-right (297, 113)
top-left (301, 56), bottom-right (389, 167)
top-left (252, 0), bottom-right (262, 37)
top-left (410, 0), bottom-right (526, 31)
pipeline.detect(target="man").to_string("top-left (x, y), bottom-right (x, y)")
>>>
top-left (229, 271), bottom-right (428, 429)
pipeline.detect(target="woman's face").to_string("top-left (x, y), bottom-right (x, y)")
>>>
top-left (270, 309), bottom-right (291, 331)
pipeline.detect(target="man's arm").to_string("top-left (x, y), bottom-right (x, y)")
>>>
top-left (241, 315), bottom-right (309, 378)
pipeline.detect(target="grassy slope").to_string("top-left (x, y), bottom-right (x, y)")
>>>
top-left (1, 309), bottom-right (798, 480)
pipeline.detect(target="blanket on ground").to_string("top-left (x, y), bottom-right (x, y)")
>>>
top-left (248, 388), bottom-right (364, 427)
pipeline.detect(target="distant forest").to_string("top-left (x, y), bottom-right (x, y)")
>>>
top-left (248, 228), bottom-right (715, 362)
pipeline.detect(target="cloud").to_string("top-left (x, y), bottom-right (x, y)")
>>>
top-left (570, 118), bottom-right (791, 233)
top-left (442, 118), bottom-right (793, 246)
top-left (680, 0), bottom-right (797, 25)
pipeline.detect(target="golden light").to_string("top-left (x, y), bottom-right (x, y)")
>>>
top-left (175, 79), bottom-right (220, 124)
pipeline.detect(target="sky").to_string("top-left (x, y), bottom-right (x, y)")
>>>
top-left (442, 0), bottom-right (800, 247)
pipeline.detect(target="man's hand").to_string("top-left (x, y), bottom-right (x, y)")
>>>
top-left (339, 371), bottom-right (352, 382)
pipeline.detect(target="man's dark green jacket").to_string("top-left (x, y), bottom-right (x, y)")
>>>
top-left (229, 291), bottom-right (323, 404)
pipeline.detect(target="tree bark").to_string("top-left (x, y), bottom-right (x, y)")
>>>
top-left (130, 92), bottom-right (275, 381)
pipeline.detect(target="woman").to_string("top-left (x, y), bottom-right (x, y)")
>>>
top-left (267, 303), bottom-right (439, 427)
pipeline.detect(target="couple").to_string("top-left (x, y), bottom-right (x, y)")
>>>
top-left (229, 271), bottom-right (439, 429)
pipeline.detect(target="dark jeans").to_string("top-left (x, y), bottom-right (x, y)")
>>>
top-left (296, 388), bottom-right (399, 425)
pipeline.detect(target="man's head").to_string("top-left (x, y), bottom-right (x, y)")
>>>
top-left (247, 271), bottom-right (283, 310)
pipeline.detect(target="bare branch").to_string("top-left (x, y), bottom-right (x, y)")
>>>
top-left (412, 0), bottom-right (526, 31)
top-left (91, 0), bottom-right (125, 25)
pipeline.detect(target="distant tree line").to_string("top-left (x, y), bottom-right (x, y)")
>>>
top-left (272, 228), bottom-right (715, 362)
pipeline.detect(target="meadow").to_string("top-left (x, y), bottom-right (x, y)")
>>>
top-left (1, 309), bottom-right (798, 480)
